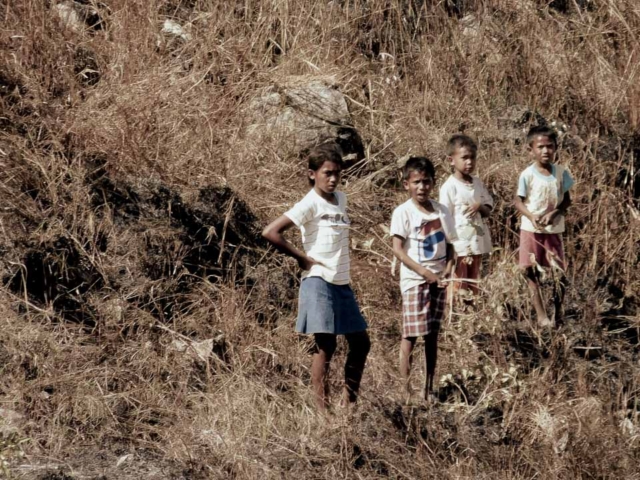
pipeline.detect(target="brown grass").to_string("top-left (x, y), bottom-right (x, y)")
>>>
top-left (1, 0), bottom-right (639, 478)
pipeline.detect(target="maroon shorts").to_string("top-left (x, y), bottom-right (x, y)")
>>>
top-left (401, 282), bottom-right (446, 338)
top-left (518, 230), bottom-right (565, 270)
top-left (453, 254), bottom-right (482, 294)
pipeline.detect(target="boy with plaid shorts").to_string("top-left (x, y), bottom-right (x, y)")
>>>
top-left (391, 157), bottom-right (457, 402)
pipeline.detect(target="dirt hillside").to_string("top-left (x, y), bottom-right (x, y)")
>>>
top-left (0, 1), bottom-right (639, 479)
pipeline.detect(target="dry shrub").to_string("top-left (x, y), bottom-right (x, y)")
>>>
top-left (0, 0), bottom-right (639, 478)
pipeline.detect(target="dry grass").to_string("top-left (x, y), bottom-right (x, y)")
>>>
top-left (1, 0), bottom-right (639, 478)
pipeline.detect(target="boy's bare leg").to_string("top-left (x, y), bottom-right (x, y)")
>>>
top-left (311, 334), bottom-right (337, 410)
top-left (468, 255), bottom-right (481, 297)
top-left (342, 330), bottom-right (371, 405)
top-left (400, 337), bottom-right (417, 399)
top-left (423, 330), bottom-right (439, 401)
top-left (453, 255), bottom-right (481, 307)
top-left (525, 268), bottom-right (551, 326)
top-left (553, 275), bottom-right (567, 325)
top-left (450, 257), bottom-right (464, 306)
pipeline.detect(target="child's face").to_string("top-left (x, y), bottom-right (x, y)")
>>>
top-left (528, 135), bottom-right (556, 166)
top-left (309, 160), bottom-right (342, 194)
top-left (403, 170), bottom-right (434, 204)
top-left (449, 146), bottom-right (477, 176)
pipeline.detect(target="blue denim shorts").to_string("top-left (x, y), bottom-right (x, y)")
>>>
top-left (296, 277), bottom-right (368, 335)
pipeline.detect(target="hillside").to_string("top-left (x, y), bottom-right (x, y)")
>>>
top-left (0, 1), bottom-right (639, 479)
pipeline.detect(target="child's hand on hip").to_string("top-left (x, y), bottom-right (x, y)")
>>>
top-left (298, 256), bottom-right (321, 271)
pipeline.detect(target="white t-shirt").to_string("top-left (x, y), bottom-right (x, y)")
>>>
top-left (390, 199), bottom-right (458, 292)
top-left (284, 189), bottom-right (351, 285)
top-left (517, 164), bottom-right (575, 234)
top-left (439, 175), bottom-right (494, 257)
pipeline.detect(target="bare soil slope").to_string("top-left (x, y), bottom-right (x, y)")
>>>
top-left (1, 1), bottom-right (639, 478)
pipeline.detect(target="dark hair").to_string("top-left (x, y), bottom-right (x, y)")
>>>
top-left (526, 125), bottom-right (558, 146)
top-left (307, 143), bottom-right (344, 185)
top-left (447, 134), bottom-right (478, 156)
top-left (402, 156), bottom-right (435, 181)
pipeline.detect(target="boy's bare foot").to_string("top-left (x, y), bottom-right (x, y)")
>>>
top-left (537, 316), bottom-right (554, 328)
top-left (338, 389), bottom-right (359, 414)
top-left (423, 389), bottom-right (439, 405)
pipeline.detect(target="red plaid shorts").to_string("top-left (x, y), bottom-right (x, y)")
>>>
top-left (401, 282), bottom-right (446, 338)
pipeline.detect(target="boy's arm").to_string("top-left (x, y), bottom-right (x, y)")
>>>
top-left (463, 203), bottom-right (492, 218)
top-left (515, 195), bottom-right (541, 230)
top-left (262, 215), bottom-right (318, 271)
top-left (464, 181), bottom-right (493, 218)
top-left (438, 182), bottom-right (455, 215)
top-left (441, 242), bottom-right (456, 286)
top-left (443, 242), bottom-right (456, 278)
top-left (557, 191), bottom-right (572, 213)
top-left (514, 171), bottom-right (542, 229)
top-left (479, 182), bottom-right (494, 218)
top-left (540, 191), bottom-right (571, 226)
top-left (440, 207), bottom-right (457, 282)
top-left (391, 235), bottom-right (439, 284)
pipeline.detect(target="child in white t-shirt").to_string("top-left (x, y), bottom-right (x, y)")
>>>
top-left (262, 143), bottom-right (370, 411)
top-left (439, 135), bottom-right (493, 300)
top-left (515, 126), bottom-right (575, 327)
top-left (390, 157), bottom-right (457, 403)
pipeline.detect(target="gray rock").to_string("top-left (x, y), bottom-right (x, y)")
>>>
top-left (53, 1), bottom-right (106, 32)
top-left (54, 2), bottom-right (83, 31)
top-left (245, 76), bottom-right (363, 163)
top-left (161, 19), bottom-right (192, 41)
top-left (460, 14), bottom-right (479, 38)
top-left (168, 334), bottom-right (228, 364)
top-left (0, 408), bottom-right (24, 435)
top-left (496, 106), bottom-right (548, 142)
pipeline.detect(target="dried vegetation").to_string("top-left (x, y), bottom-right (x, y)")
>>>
top-left (0, 0), bottom-right (639, 478)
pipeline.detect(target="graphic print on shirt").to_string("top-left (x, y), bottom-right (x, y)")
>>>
top-left (416, 218), bottom-right (446, 262)
top-left (319, 213), bottom-right (350, 226)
